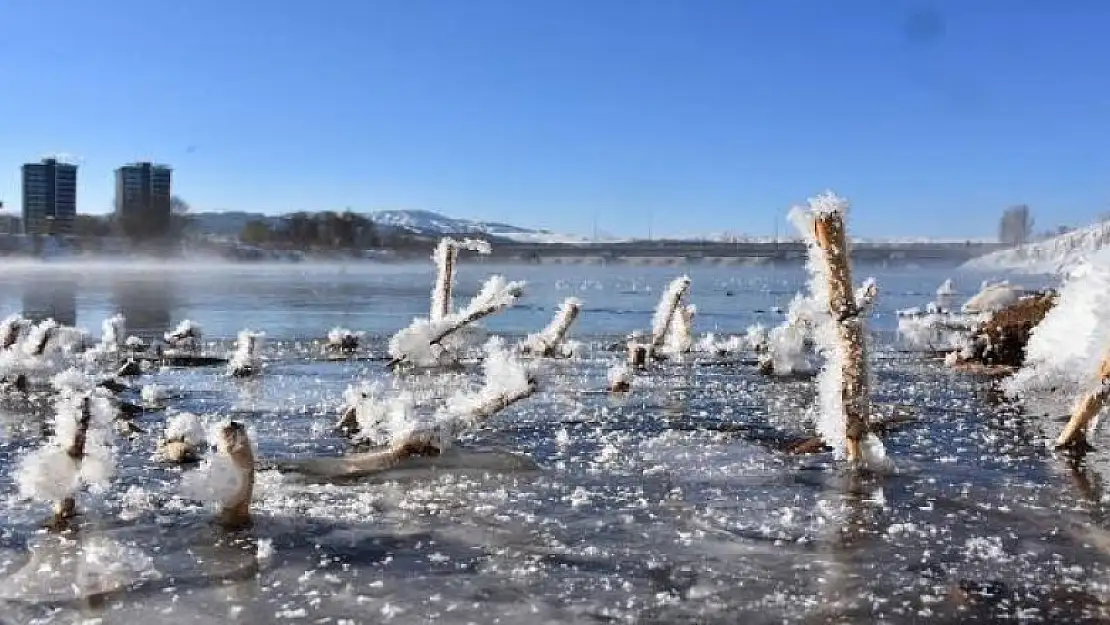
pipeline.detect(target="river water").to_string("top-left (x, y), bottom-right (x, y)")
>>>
top-left (0, 259), bottom-right (1103, 624)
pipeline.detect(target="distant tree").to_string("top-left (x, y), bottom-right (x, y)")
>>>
top-left (170, 196), bottom-right (190, 214)
top-left (240, 220), bottom-right (274, 246)
top-left (999, 205), bottom-right (1034, 246)
top-left (73, 214), bottom-right (112, 238)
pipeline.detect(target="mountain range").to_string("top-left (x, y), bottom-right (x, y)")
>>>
top-left (186, 209), bottom-right (590, 244)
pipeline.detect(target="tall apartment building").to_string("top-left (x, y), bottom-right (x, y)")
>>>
top-left (115, 162), bottom-right (172, 239)
top-left (21, 158), bottom-right (77, 235)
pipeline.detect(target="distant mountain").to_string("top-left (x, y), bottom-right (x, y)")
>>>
top-left (186, 209), bottom-right (590, 243)
top-left (963, 220), bottom-right (1110, 274)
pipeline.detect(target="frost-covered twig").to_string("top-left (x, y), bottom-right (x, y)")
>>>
top-left (935, 278), bottom-right (957, 312)
top-left (790, 191), bottom-right (885, 466)
top-left (431, 237), bottom-right (492, 321)
top-left (0, 314), bottom-right (30, 350)
top-left (760, 295), bottom-right (818, 376)
top-left (662, 304), bottom-right (696, 357)
top-left (326, 327), bottom-right (363, 354)
top-left (100, 314), bottom-right (125, 354)
top-left (165, 320), bottom-right (202, 352)
top-left (228, 330), bottom-right (264, 377)
top-left (855, 278), bottom-right (879, 315)
top-left (650, 276), bottom-right (691, 350)
top-left (521, 297), bottom-right (582, 357)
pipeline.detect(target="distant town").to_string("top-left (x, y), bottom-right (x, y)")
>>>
top-left (0, 156), bottom-right (1029, 265)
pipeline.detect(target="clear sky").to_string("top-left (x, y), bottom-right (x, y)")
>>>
top-left (1, 1), bottom-right (1108, 239)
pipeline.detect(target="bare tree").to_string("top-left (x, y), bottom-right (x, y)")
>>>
top-left (999, 205), bottom-right (1034, 247)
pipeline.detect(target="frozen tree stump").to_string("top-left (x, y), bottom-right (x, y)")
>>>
top-left (813, 211), bottom-right (871, 463)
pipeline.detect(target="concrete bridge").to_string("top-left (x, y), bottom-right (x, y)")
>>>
top-left (486, 240), bottom-right (1003, 265)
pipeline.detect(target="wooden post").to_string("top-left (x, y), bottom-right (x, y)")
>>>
top-left (1055, 349), bottom-right (1110, 450)
top-left (217, 421), bottom-right (255, 530)
top-left (813, 212), bottom-right (870, 463)
top-left (431, 240), bottom-right (457, 321)
top-left (628, 342), bottom-right (648, 369)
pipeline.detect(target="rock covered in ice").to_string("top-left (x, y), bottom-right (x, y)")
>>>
top-left (962, 281), bottom-right (1026, 313)
top-left (1006, 251), bottom-right (1110, 398)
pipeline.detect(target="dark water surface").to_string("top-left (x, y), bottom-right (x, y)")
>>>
top-left (0, 260), bottom-right (1097, 624)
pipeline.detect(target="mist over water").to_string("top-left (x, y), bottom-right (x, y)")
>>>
top-left (0, 260), bottom-right (1095, 624)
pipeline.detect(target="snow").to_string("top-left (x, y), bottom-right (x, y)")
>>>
top-left (1004, 249), bottom-right (1110, 399)
top-left (964, 219), bottom-right (1110, 274)
top-left (371, 209), bottom-right (589, 243)
top-left (163, 411), bottom-right (208, 447)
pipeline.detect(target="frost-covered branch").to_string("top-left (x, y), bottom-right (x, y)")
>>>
top-left (389, 275), bottom-right (525, 368)
top-left (662, 304), bottom-right (696, 358)
top-left (295, 339), bottom-right (536, 478)
top-left (790, 191), bottom-right (885, 466)
top-left (854, 278), bottom-right (879, 315)
top-left (650, 276), bottom-right (691, 350)
top-left (521, 297), bottom-right (582, 357)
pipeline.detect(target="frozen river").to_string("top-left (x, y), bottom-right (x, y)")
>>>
top-left (0, 260), bottom-right (1101, 624)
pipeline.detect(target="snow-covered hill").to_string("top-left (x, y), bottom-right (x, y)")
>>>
top-left (963, 220), bottom-right (1110, 274)
top-left (185, 209), bottom-right (589, 243)
top-left (368, 209), bottom-right (589, 243)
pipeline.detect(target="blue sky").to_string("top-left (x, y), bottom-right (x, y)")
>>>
top-left (1, 1), bottom-right (1108, 239)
